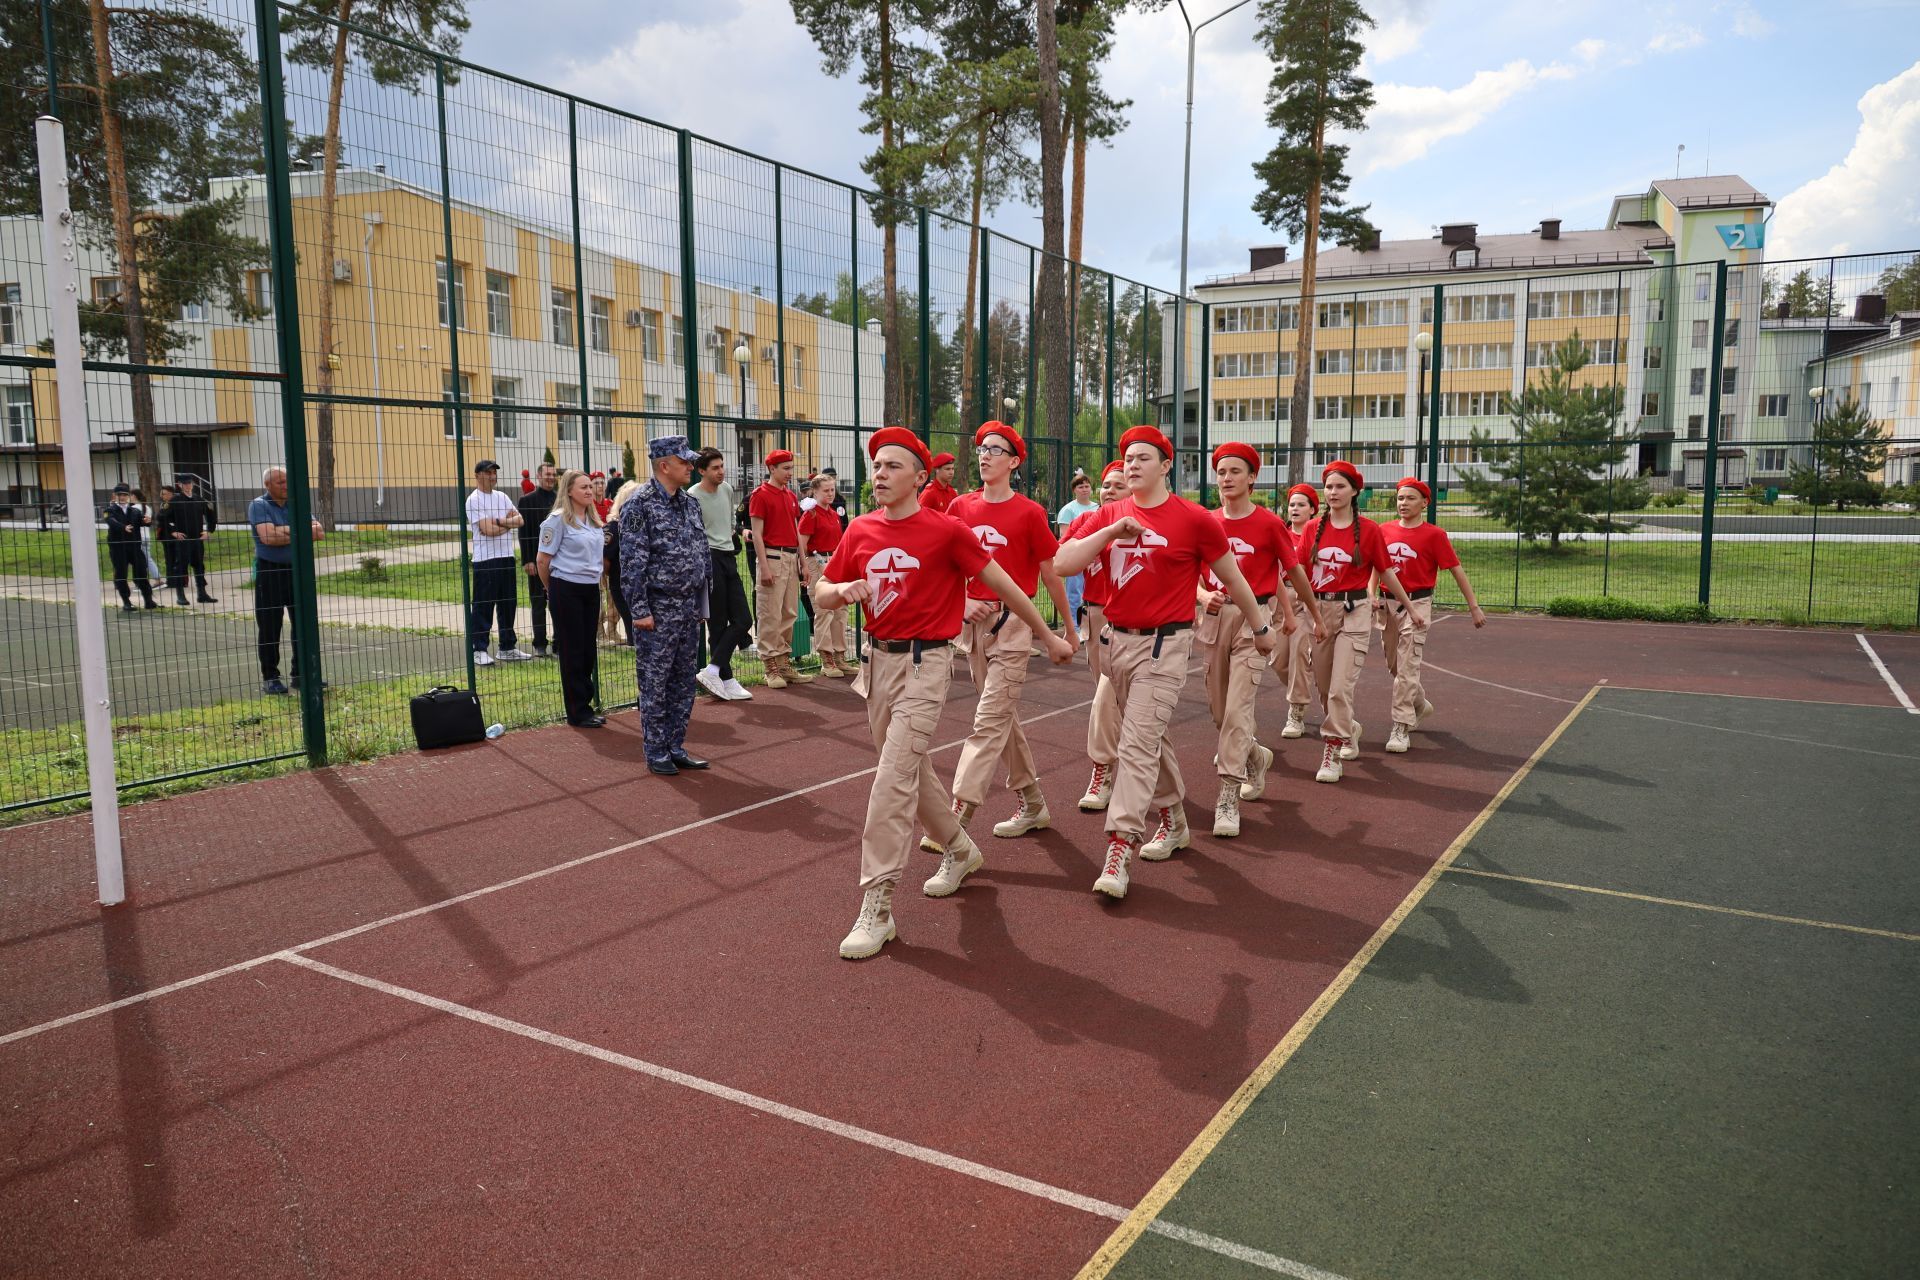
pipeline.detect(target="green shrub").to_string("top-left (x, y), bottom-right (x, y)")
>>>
top-left (357, 555), bottom-right (388, 583)
top-left (1544, 596), bottom-right (1716, 624)
top-left (1652, 489), bottom-right (1688, 508)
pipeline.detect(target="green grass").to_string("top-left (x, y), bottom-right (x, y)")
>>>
top-left (0, 526), bottom-right (450, 578)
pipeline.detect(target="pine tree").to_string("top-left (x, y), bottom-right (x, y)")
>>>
top-left (1251, 0), bottom-right (1377, 485)
top-left (1461, 334), bottom-right (1642, 549)
top-left (1876, 257), bottom-right (1920, 314)
top-left (1789, 396), bottom-right (1889, 511)
top-left (1761, 266), bottom-right (1836, 319)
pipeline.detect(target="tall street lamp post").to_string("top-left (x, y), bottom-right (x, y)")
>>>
top-left (1413, 328), bottom-right (1432, 479)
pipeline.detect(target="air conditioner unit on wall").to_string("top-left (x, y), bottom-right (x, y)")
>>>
top-left (624, 309), bottom-right (643, 328)
top-left (702, 331), bottom-right (722, 350)
top-left (332, 258), bottom-right (352, 282)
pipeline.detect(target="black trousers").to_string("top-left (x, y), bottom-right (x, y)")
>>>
top-left (706, 548), bottom-right (752, 681)
top-left (604, 552), bottom-right (634, 644)
top-left (524, 562), bottom-right (551, 650)
top-left (109, 542), bottom-right (152, 604)
top-left (549, 577), bottom-right (601, 722)
top-left (254, 559), bottom-right (301, 681)
top-left (165, 537), bottom-right (209, 592)
top-left (469, 556), bottom-right (518, 652)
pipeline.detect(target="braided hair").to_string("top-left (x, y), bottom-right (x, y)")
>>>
top-left (1309, 470), bottom-right (1364, 568)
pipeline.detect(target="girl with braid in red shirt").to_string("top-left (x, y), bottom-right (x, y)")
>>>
top-left (1300, 460), bottom-right (1419, 784)
top-left (1278, 483), bottom-right (1321, 741)
top-left (1375, 478), bottom-right (1486, 753)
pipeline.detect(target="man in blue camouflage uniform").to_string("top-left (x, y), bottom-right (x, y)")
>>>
top-left (620, 436), bottom-right (713, 776)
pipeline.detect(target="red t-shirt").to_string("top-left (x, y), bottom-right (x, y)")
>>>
top-left (799, 503), bottom-right (843, 555)
top-left (824, 509), bottom-right (992, 642)
top-left (920, 480), bottom-right (958, 514)
top-left (1082, 494), bottom-right (1230, 629)
top-left (949, 490), bottom-right (1058, 601)
top-left (749, 482), bottom-right (801, 548)
top-left (1381, 520), bottom-right (1459, 593)
top-left (1202, 505), bottom-right (1296, 599)
top-left (1066, 507), bottom-right (1110, 607)
top-left (1300, 514), bottom-right (1392, 594)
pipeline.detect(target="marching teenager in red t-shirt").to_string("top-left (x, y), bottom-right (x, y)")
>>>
top-left (749, 449), bottom-right (810, 687)
top-left (1375, 477), bottom-right (1486, 753)
top-left (815, 428), bottom-right (1073, 959)
top-left (1072, 460), bottom-right (1126, 812)
top-left (1300, 460), bottom-right (1418, 783)
top-left (1056, 426), bottom-right (1276, 899)
top-left (798, 473), bottom-right (855, 678)
top-left (920, 452), bottom-right (959, 513)
top-left (1198, 444), bottom-right (1322, 837)
top-left (924, 422), bottom-right (1079, 855)
top-left (1278, 483), bottom-right (1321, 740)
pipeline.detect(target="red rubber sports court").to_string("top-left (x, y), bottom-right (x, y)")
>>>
top-left (2, 617), bottom-right (1915, 1278)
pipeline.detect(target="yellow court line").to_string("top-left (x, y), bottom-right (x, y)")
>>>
top-left (1600, 684), bottom-right (1910, 712)
top-left (1071, 685), bottom-right (1603, 1280)
top-left (1442, 867), bottom-right (1920, 943)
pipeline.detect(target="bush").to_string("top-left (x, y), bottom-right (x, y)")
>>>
top-left (1545, 596), bottom-right (1716, 624)
top-left (1653, 489), bottom-right (1688, 508)
top-left (357, 555), bottom-right (388, 583)
top-left (1611, 475), bottom-right (1653, 512)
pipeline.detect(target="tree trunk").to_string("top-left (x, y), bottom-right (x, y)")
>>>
top-left (878, 0), bottom-right (905, 429)
top-left (1286, 115), bottom-right (1326, 486)
top-left (1036, 0), bottom-right (1070, 463)
top-left (958, 120), bottom-right (987, 429)
top-left (87, 0), bottom-right (159, 502)
top-left (1067, 63), bottom-right (1087, 301)
top-left (313, 0), bottom-right (353, 531)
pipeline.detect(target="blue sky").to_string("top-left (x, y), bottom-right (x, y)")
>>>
top-left (453, 0), bottom-right (1920, 291)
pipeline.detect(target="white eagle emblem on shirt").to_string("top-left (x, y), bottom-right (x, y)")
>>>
top-left (864, 547), bottom-right (921, 617)
top-left (1310, 545), bottom-right (1354, 591)
top-left (1109, 526), bottom-right (1170, 590)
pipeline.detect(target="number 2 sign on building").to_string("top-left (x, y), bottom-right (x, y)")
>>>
top-left (1717, 222), bottom-right (1766, 250)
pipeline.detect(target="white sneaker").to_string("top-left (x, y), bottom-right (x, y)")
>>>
top-left (922, 831), bottom-right (983, 898)
top-left (1386, 723), bottom-right (1411, 754)
top-left (1316, 742), bottom-right (1344, 783)
top-left (695, 667), bottom-right (727, 699)
top-left (495, 648), bottom-right (533, 662)
top-left (838, 884), bottom-right (897, 959)
top-left (921, 798), bottom-right (975, 855)
top-left (1213, 791), bottom-right (1241, 838)
top-left (1415, 698), bottom-right (1435, 727)
top-left (1093, 835), bottom-right (1134, 899)
top-left (1239, 743), bottom-right (1274, 802)
top-left (1139, 806), bottom-right (1190, 861)
top-left (992, 793), bottom-right (1050, 838)
top-left (1281, 705), bottom-right (1307, 739)
top-left (1078, 762), bottom-right (1113, 811)
top-left (1339, 723), bottom-right (1363, 761)
top-left (472, 650), bottom-right (495, 667)
top-left (720, 678), bottom-right (753, 702)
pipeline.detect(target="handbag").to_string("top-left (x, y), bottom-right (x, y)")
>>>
top-left (409, 685), bottom-right (485, 749)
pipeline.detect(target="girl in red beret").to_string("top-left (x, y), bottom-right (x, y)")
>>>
top-left (1300, 460), bottom-right (1419, 783)
top-left (1376, 478), bottom-right (1486, 753)
top-left (1071, 460), bottom-right (1127, 811)
top-left (1279, 483), bottom-right (1321, 740)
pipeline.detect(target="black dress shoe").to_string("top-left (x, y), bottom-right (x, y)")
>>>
top-left (647, 756), bottom-right (680, 776)
top-left (569, 714), bottom-right (606, 728)
top-left (197, 591), bottom-right (218, 603)
top-left (668, 751), bottom-right (710, 770)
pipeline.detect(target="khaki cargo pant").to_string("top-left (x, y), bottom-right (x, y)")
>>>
top-left (809, 552), bottom-right (848, 658)
top-left (1084, 603), bottom-right (1119, 766)
top-left (1104, 627), bottom-right (1193, 838)
top-left (1380, 595), bottom-right (1433, 728)
top-left (1200, 599), bottom-right (1269, 784)
top-left (853, 646), bottom-right (963, 890)
top-left (1311, 597), bottom-right (1373, 742)
top-left (755, 547), bottom-right (800, 665)
top-left (1278, 596), bottom-right (1315, 709)
top-left (951, 608), bottom-right (1038, 805)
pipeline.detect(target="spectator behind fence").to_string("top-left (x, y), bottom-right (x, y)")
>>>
top-left (1056, 471), bottom-right (1097, 625)
top-left (517, 462), bottom-right (559, 658)
top-left (536, 469), bottom-right (608, 728)
top-left (692, 447), bottom-right (753, 702)
top-left (249, 467), bottom-right (324, 694)
top-left (466, 459), bottom-right (528, 666)
top-left (164, 473), bottom-right (218, 604)
top-left (132, 487), bottom-right (162, 581)
top-left (104, 482), bottom-right (156, 612)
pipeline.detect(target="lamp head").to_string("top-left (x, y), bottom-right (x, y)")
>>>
top-left (732, 341), bottom-right (750, 367)
top-left (1414, 331), bottom-right (1433, 354)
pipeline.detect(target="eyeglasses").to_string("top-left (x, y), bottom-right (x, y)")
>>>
top-left (976, 444), bottom-right (1016, 459)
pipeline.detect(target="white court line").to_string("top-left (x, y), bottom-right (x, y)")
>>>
top-left (1420, 659), bottom-right (1579, 704)
top-left (283, 954), bottom-right (1346, 1280)
top-left (1856, 633), bottom-right (1919, 714)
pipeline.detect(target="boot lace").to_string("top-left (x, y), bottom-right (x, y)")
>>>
top-left (1103, 837), bottom-right (1130, 877)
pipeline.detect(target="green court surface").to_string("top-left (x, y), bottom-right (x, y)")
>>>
top-left (1101, 688), bottom-right (1920, 1280)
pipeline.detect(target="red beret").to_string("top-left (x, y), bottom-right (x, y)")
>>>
top-left (765, 449), bottom-right (795, 467)
top-left (867, 426), bottom-right (931, 471)
top-left (1211, 441), bottom-right (1261, 473)
top-left (975, 420), bottom-right (1027, 462)
top-left (1395, 476), bottom-right (1431, 501)
top-left (591, 470), bottom-right (605, 479)
top-left (1101, 460), bottom-right (1124, 481)
top-left (929, 452), bottom-right (956, 469)
top-left (1287, 483), bottom-right (1320, 512)
top-left (1118, 424), bottom-right (1174, 460)
top-left (1321, 459), bottom-right (1364, 490)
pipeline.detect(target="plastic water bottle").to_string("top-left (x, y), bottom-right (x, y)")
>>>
top-left (485, 723), bottom-right (505, 740)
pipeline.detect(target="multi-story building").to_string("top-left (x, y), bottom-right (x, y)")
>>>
top-left (0, 167), bottom-right (883, 520)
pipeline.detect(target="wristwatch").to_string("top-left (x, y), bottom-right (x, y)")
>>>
top-left (1252, 625), bottom-right (1271, 637)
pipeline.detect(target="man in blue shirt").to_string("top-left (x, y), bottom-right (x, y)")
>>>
top-left (620, 436), bottom-right (712, 776)
top-left (249, 466), bottom-right (325, 695)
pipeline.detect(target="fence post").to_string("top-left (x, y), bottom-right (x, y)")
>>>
top-left (566, 100), bottom-right (591, 475)
top-left (1026, 246), bottom-right (1037, 435)
top-left (432, 56), bottom-right (476, 692)
top-left (38, 0), bottom-right (59, 117)
top-left (1427, 283), bottom-right (1444, 519)
top-left (1105, 273), bottom-right (1115, 458)
top-left (255, 0), bottom-right (328, 762)
top-left (916, 206), bottom-right (931, 439)
top-left (849, 192), bottom-right (864, 655)
top-left (977, 230), bottom-right (991, 429)
top-left (1697, 259), bottom-right (1729, 607)
top-left (773, 163), bottom-right (788, 452)
top-left (1198, 303), bottom-right (1210, 504)
top-left (675, 130), bottom-right (703, 449)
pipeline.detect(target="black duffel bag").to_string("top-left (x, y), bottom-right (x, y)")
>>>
top-left (410, 685), bottom-right (485, 749)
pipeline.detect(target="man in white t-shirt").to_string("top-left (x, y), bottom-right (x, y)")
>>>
top-left (466, 459), bottom-right (528, 665)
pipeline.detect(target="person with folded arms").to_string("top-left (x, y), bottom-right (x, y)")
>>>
top-left (536, 469), bottom-right (607, 727)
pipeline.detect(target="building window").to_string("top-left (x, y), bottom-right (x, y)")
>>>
top-left (1357, 298), bottom-right (1409, 326)
top-left (592, 388), bottom-right (614, 441)
top-left (640, 309), bottom-right (661, 362)
top-left (554, 382), bottom-right (581, 441)
top-left (1687, 414), bottom-right (1703, 439)
top-left (246, 270), bottom-right (273, 316)
top-left (91, 276), bottom-right (123, 306)
top-left (3, 385), bottom-right (34, 445)
top-left (1214, 303), bottom-right (1288, 333)
top-left (1728, 268), bottom-right (1745, 294)
top-left (1452, 248), bottom-right (1478, 268)
top-left (486, 272), bottom-right (512, 337)
top-left (1691, 319), bottom-right (1709, 350)
top-left (436, 260), bottom-right (465, 330)
top-left (441, 371), bottom-right (473, 439)
top-left (492, 377), bottom-right (520, 440)
top-left (1757, 447), bottom-right (1787, 472)
top-left (1722, 367), bottom-right (1738, 395)
top-left (0, 283), bottom-right (19, 345)
top-left (1694, 271), bottom-right (1711, 302)
top-left (1642, 391), bottom-right (1661, 417)
top-left (1647, 297), bottom-right (1665, 323)
top-left (1443, 343), bottom-right (1511, 370)
top-left (1527, 339), bottom-right (1616, 368)
top-left (1689, 368), bottom-right (1707, 396)
top-left (1758, 394), bottom-right (1788, 417)
top-left (1444, 293), bottom-right (1514, 323)
top-left (1316, 301), bottom-right (1352, 329)
top-left (1643, 346), bottom-right (1663, 370)
top-left (1355, 394), bottom-right (1404, 419)
top-left (1724, 318), bottom-right (1740, 347)
top-left (1441, 390), bottom-right (1509, 417)
top-left (1355, 346), bottom-right (1406, 373)
top-left (770, 342), bottom-right (781, 387)
top-left (1721, 412), bottom-right (1735, 435)
top-left (551, 289), bottom-right (575, 347)
top-left (1313, 396), bottom-right (1347, 420)
top-left (793, 346), bottom-right (805, 389)
top-left (644, 394), bottom-right (662, 414)
top-left (179, 299), bottom-right (209, 323)
top-left (1316, 348), bottom-right (1352, 375)
top-left (671, 315), bottom-right (685, 366)
top-left (589, 297), bottom-right (612, 353)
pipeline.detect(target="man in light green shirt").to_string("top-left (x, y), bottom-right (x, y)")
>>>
top-left (692, 449), bottom-right (753, 701)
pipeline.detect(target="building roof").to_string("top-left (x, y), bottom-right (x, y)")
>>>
top-left (1648, 177), bottom-right (1771, 210)
top-left (1198, 225), bottom-right (1668, 290)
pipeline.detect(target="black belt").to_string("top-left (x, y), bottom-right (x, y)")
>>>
top-left (763, 545), bottom-right (797, 554)
top-left (1405, 587), bottom-right (1434, 600)
top-left (1316, 589), bottom-right (1368, 603)
top-left (868, 637), bottom-right (947, 660)
top-left (1253, 593), bottom-right (1274, 605)
top-left (1109, 620), bottom-right (1192, 637)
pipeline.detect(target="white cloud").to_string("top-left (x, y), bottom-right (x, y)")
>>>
top-left (1361, 0), bottom-right (1432, 67)
top-left (1722, 3), bottom-right (1776, 39)
top-left (1574, 38), bottom-right (1608, 64)
top-left (1647, 25), bottom-right (1706, 54)
top-left (1770, 60), bottom-right (1920, 258)
top-left (1355, 60), bottom-right (1579, 174)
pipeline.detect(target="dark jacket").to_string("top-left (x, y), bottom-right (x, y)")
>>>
top-left (103, 501), bottom-right (147, 545)
top-left (517, 485), bottom-right (557, 563)
top-left (163, 491), bottom-right (215, 538)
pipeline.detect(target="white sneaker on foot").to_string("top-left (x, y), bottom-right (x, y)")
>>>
top-left (1078, 762), bottom-right (1113, 811)
top-left (838, 884), bottom-right (898, 959)
top-left (992, 793), bottom-right (1050, 838)
top-left (1139, 806), bottom-right (1190, 861)
top-left (695, 667), bottom-right (727, 699)
top-left (922, 831), bottom-right (983, 897)
top-left (1386, 723), bottom-right (1411, 753)
top-left (494, 648), bottom-right (533, 662)
top-left (1239, 743), bottom-right (1274, 802)
top-left (472, 650), bottom-right (495, 667)
top-left (1339, 723), bottom-right (1363, 761)
top-left (1281, 705), bottom-right (1307, 739)
top-left (720, 678), bottom-right (753, 701)
top-left (1093, 835), bottom-right (1134, 899)
top-left (1213, 791), bottom-right (1242, 838)
top-left (920, 798), bottom-right (975, 855)
top-left (1316, 742), bottom-right (1344, 783)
